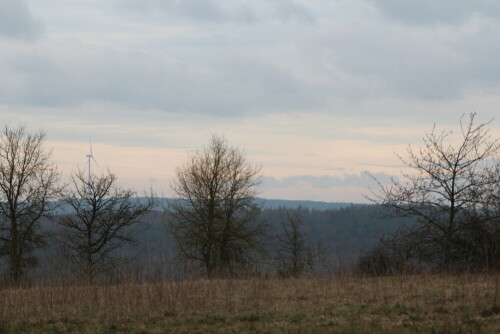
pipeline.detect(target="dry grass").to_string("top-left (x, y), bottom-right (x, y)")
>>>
top-left (0, 274), bottom-right (499, 333)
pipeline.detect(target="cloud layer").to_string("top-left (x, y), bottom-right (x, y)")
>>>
top-left (2, 0), bottom-right (499, 138)
top-left (1, 1), bottom-right (500, 118)
top-left (0, 0), bottom-right (42, 40)
top-left (1, 0), bottom-right (499, 202)
top-left (370, 0), bottom-right (500, 25)
top-left (261, 172), bottom-right (396, 190)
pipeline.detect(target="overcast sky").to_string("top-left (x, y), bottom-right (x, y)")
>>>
top-left (1, 0), bottom-right (499, 202)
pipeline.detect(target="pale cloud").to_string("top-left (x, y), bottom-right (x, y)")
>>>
top-left (261, 172), bottom-right (397, 190)
top-left (358, 162), bottom-right (406, 169)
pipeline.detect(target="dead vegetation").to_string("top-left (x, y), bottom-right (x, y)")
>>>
top-left (0, 274), bottom-right (499, 333)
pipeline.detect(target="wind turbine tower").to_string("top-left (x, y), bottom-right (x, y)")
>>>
top-left (86, 139), bottom-right (98, 184)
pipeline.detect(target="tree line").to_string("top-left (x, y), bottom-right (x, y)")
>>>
top-left (0, 113), bottom-right (499, 285)
top-left (0, 128), bottom-right (317, 286)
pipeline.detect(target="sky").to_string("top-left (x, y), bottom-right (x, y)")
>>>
top-left (0, 0), bottom-right (499, 202)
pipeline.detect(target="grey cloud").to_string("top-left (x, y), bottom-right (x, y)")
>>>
top-left (175, 0), bottom-right (230, 22)
top-left (0, 0), bottom-right (42, 40)
top-left (0, 45), bottom-right (321, 116)
top-left (117, 0), bottom-right (258, 24)
top-left (306, 19), bottom-right (500, 101)
top-left (4, 0), bottom-right (500, 117)
top-left (116, 0), bottom-right (315, 25)
top-left (261, 172), bottom-right (397, 190)
top-left (370, 0), bottom-right (500, 25)
top-left (273, 0), bottom-right (315, 24)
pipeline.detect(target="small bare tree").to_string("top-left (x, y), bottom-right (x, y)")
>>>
top-left (168, 135), bottom-right (266, 278)
top-left (0, 125), bottom-right (61, 285)
top-left (368, 113), bottom-right (500, 271)
top-left (56, 169), bottom-right (155, 284)
top-left (276, 210), bottom-right (313, 278)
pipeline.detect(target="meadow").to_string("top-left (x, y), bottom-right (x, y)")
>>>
top-left (0, 274), bottom-right (499, 333)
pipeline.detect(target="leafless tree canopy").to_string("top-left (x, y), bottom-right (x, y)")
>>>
top-left (276, 210), bottom-right (313, 278)
top-left (0, 125), bottom-right (61, 284)
top-left (168, 135), bottom-right (266, 278)
top-left (367, 113), bottom-right (500, 271)
top-left (56, 169), bottom-right (155, 284)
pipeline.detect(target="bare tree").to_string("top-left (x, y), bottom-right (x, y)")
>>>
top-left (459, 163), bottom-right (500, 270)
top-left (167, 135), bottom-right (266, 278)
top-left (368, 113), bottom-right (500, 271)
top-left (56, 169), bottom-right (155, 284)
top-left (276, 210), bottom-right (313, 278)
top-left (0, 125), bottom-right (61, 284)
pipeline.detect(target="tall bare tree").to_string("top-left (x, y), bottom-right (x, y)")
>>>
top-left (167, 135), bottom-right (266, 278)
top-left (276, 210), bottom-right (313, 278)
top-left (0, 125), bottom-right (61, 284)
top-left (368, 113), bottom-right (500, 270)
top-left (56, 169), bottom-right (155, 284)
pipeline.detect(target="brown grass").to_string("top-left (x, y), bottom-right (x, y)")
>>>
top-left (0, 274), bottom-right (499, 333)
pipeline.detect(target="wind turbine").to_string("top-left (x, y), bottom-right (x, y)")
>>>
top-left (86, 139), bottom-right (99, 184)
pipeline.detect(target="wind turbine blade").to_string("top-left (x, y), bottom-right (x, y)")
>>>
top-left (90, 138), bottom-right (93, 156)
top-left (92, 156), bottom-right (99, 167)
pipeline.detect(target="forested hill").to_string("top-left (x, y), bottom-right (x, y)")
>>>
top-left (130, 197), bottom-right (355, 211)
top-left (32, 201), bottom-right (415, 278)
top-left (53, 197), bottom-right (360, 225)
top-left (112, 203), bottom-right (415, 269)
top-left (259, 199), bottom-right (354, 210)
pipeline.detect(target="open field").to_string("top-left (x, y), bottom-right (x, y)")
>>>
top-left (0, 274), bottom-right (499, 333)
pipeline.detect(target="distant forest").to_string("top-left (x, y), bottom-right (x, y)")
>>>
top-left (21, 201), bottom-right (414, 282)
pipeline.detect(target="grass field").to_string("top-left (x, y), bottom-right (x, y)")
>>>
top-left (0, 274), bottom-right (499, 333)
